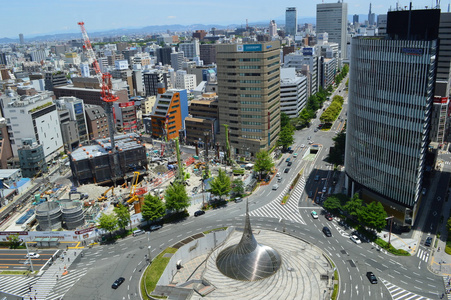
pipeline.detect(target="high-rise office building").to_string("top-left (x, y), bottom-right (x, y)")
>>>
top-left (156, 47), bottom-right (172, 65)
top-left (345, 9), bottom-right (440, 227)
top-left (285, 7), bottom-right (297, 36)
top-left (368, 3), bottom-right (376, 26)
top-left (19, 33), bottom-right (24, 45)
top-left (316, 2), bottom-right (348, 59)
top-left (353, 14), bottom-right (359, 24)
top-left (269, 20), bottom-right (277, 37)
top-left (216, 42), bottom-right (280, 157)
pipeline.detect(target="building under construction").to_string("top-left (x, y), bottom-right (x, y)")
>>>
top-left (69, 133), bottom-right (147, 185)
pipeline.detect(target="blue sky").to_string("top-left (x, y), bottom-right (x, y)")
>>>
top-left (2, 0), bottom-right (446, 38)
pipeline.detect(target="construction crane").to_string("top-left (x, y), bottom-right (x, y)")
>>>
top-left (77, 22), bottom-right (122, 184)
top-left (126, 171), bottom-right (140, 204)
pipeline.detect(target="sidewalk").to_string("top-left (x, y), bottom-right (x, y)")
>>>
top-left (26, 249), bottom-right (81, 300)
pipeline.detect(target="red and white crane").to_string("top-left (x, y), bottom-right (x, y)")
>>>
top-left (77, 21), bottom-right (121, 182)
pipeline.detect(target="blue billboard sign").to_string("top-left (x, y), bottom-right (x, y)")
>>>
top-left (243, 44), bottom-right (262, 52)
top-left (302, 47), bottom-right (313, 56)
top-left (74, 103), bottom-right (83, 115)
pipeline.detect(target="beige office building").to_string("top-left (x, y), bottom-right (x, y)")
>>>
top-left (216, 41), bottom-right (281, 158)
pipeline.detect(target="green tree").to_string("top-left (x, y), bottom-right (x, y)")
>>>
top-left (210, 169), bottom-right (231, 200)
top-left (280, 112), bottom-right (291, 128)
top-left (344, 193), bottom-right (362, 219)
top-left (254, 150), bottom-right (274, 179)
top-left (231, 179), bottom-right (245, 197)
top-left (277, 126), bottom-right (294, 150)
top-left (114, 204), bottom-right (131, 232)
top-left (358, 202), bottom-right (387, 232)
top-left (98, 213), bottom-right (118, 238)
top-left (142, 193), bottom-right (166, 222)
top-left (323, 195), bottom-right (343, 214)
top-left (165, 182), bottom-right (190, 212)
top-left (8, 234), bottom-right (21, 249)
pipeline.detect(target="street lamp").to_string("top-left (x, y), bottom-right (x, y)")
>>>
top-left (147, 246), bottom-right (152, 263)
top-left (386, 216), bottom-right (394, 246)
top-left (23, 238), bottom-right (34, 272)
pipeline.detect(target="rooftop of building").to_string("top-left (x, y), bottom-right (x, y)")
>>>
top-left (70, 133), bottom-right (142, 161)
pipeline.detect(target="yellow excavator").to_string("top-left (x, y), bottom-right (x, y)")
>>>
top-left (98, 186), bottom-right (114, 202)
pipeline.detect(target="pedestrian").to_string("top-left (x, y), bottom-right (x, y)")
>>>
top-left (68, 257), bottom-right (70, 262)
top-left (56, 275), bottom-right (58, 281)
top-left (74, 251), bottom-right (76, 256)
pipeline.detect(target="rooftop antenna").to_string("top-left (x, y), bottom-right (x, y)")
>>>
top-left (448, 2), bottom-right (450, 11)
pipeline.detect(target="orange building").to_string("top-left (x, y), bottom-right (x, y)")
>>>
top-left (150, 85), bottom-right (188, 141)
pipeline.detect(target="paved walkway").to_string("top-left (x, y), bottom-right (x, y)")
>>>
top-left (180, 230), bottom-right (334, 300)
top-left (27, 249), bottom-right (81, 300)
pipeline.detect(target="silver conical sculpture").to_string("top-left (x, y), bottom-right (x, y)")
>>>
top-left (216, 199), bottom-right (282, 281)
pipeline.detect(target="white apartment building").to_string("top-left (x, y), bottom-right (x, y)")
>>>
top-left (1, 91), bottom-right (63, 161)
top-left (175, 70), bottom-right (197, 90)
top-left (171, 51), bottom-right (185, 71)
top-left (179, 40), bottom-right (200, 60)
top-left (280, 68), bottom-right (307, 118)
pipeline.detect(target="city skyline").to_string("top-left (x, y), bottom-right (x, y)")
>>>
top-left (1, 0), bottom-right (443, 39)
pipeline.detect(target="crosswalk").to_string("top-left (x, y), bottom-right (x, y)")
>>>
top-left (0, 275), bottom-right (39, 298)
top-left (45, 267), bottom-right (88, 300)
top-left (0, 268), bottom-right (88, 300)
top-left (381, 278), bottom-right (432, 300)
top-left (249, 176), bottom-right (306, 224)
top-left (417, 248), bottom-right (430, 263)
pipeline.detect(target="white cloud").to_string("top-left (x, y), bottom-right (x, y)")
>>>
top-left (167, 16), bottom-right (176, 19)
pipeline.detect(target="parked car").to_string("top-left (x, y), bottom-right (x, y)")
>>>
top-left (234, 197), bottom-right (243, 203)
top-left (112, 277), bottom-right (125, 289)
top-left (311, 211), bottom-right (319, 219)
top-left (350, 235), bottom-right (362, 244)
top-left (25, 252), bottom-right (40, 259)
top-left (425, 236), bottom-right (432, 247)
top-left (322, 226), bottom-right (332, 237)
top-left (150, 224), bottom-right (162, 231)
top-left (325, 213), bottom-right (333, 221)
top-left (194, 210), bottom-right (205, 217)
top-left (132, 229), bottom-right (145, 236)
top-left (366, 272), bottom-right (378, 284)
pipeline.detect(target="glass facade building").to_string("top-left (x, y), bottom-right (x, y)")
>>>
top-left (345, 36), bottom-right (437, 226)
top-left (285, 7), bottom-right (297, 37)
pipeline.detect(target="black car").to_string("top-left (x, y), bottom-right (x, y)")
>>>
top-left (194, 210), bottom-right (205, 217)
top-left (284, 168), bottom-right (290, 173)
top-left (322, 226), bottom-right (332, 237)
top-left (112, 277), bottom-right (125, 289)
top-left (366, 272), bottom-right (377, 284)
top-left (425, 236), bottom-right (432, 247)
top-left (288, 149), bottom-right (294, 154)
top-left (287, 161), bottom-right (293, 166)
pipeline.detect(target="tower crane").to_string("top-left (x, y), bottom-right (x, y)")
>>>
top-left (77, 22), bottom-right (122, 183)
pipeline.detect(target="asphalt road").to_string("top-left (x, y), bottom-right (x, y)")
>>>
top-left (0, 249), bottom-right (55, 271)
top-left (47, 78), bottom-right (448, 299)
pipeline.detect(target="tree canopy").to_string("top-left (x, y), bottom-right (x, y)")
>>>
top-left (343, 193), bottom-right (362, 219)
top-left (98, 213), bottom-right (118, 236)
top-left (165, 182), bottom-right (190, 212)
top-left (277, 126), bottom-right (295, 150)
top-left (254, 150), bottom-right (274, 178)
top-left (231, 179), bottom-right (245, 197)
top-left (114, 204), bottom-right (130, 231)
top-left (142, 193), bottom-right (166, 221)
top-left (358, 201), bottom-right (387, 232)
top-left (210, 169), bottom-right (231, 200)
top-left (280, 112), bottom-right (291, 128)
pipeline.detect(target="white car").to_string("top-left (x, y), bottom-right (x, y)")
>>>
top-left (150, 224), bottom-right (162, 231)
top-left (300, 144), bottom-right (305, 148)
top-left (311, 211), bottom-right (319, 219)
top-left (276, 172), bottom-right (281, 177)
top-left (25, 252), bottom-right (40, 259)
top-left (350, 235), bottom-right (362, 244)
